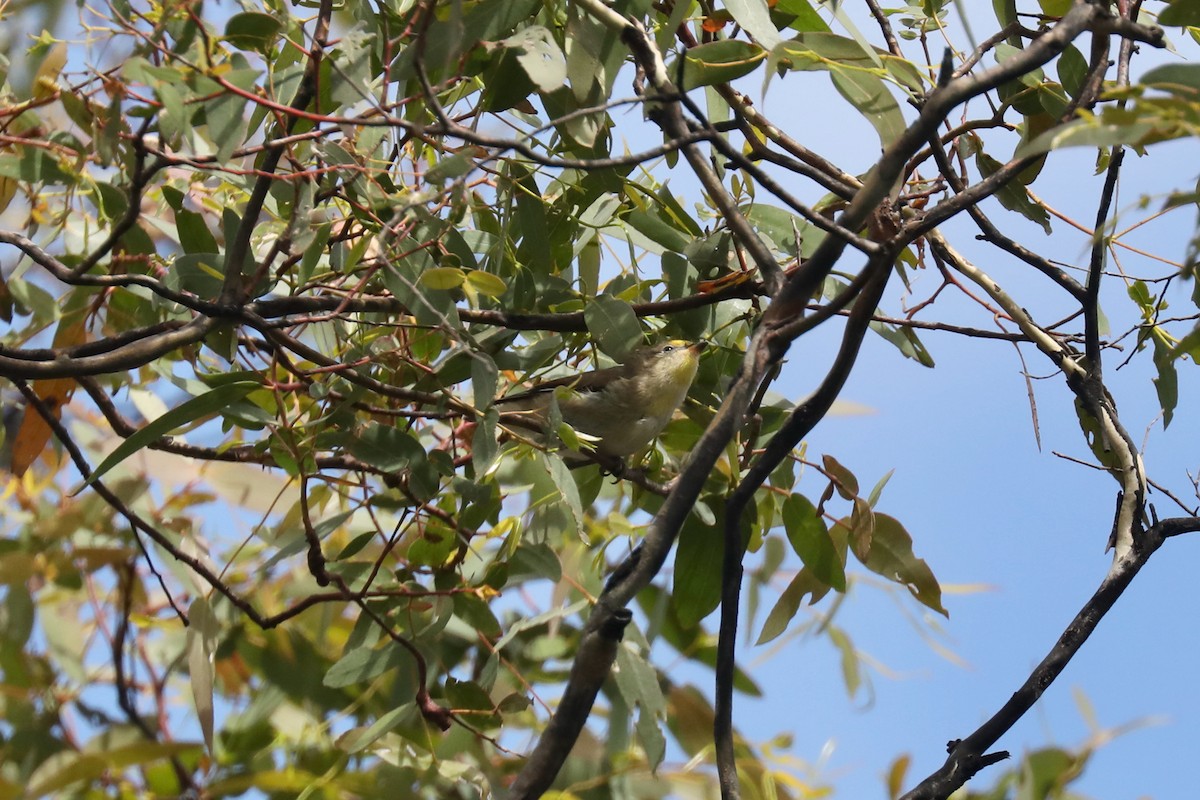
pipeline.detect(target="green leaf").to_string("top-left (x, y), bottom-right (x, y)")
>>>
top-left (26, 752), bottom-right (107, 798)
top-left (584, 295), bottom-right (642, 357)
top-left (1141, 63), bottom-right (1200, 94)
top-left (454, 593), bottom-right (503, 639)
top-left (635, 704), bottom-right (667, 769)
top-left (757, 567), bottom-right (832, 644)
top-left (782, 494), bottom-right (845, 591)
top-left (186, 597), bottom-right (220, 753)
top-left (743, 203), bottom-right (816, 256)
top-left (1057, 45), bottom-right (1087, 100)
top-left (504, 25), bottom-right (567, 92)
top-left (614, 645), bottom-right (666, 716)
top-left (203, 69), bottom-right (257, 163)
top-left (623, 208), bottom-right (692, 252)
top-left (173, 211), bottom-right (219, 256)
top-left (425, 151), bottom-right (480, 183)
top-left (672, 511), bottom-right (725, 629)
top-left (1159, 0), bottom-right (1200, 27)
top-left (829, 68), bottom-right (905, 148)
top-left (993, 0), bottom-right (1018, 36)
top-left (101, 741), bottom-right (204, 770)
top-left (724, 0), bottom-right (783, 49)
top-left (324, 644), bottom-right (402, 688)
top-left (678, 40), bottom-right (767, 91)
top-left (844, 497), bottom-right (875, 564)
top-left (446, 677), bottom-right (502, 729)
top-left (77, 381), bottom-right (259, 491)
top-left (336, 705), bottom-right (413, 753)
top-left (1151, 332), bottom-right (1178, 429)
top-left (418, 266), bottom-right (466, 290)
top-left (224, 11), bottom-right (282, 52)
top-left (870, 320), bottom-right (936, 366)
top-left (473, 407), bottom-right (500, 475)
top-left (1037, 0), bottom-right (1072, 15)
top-left (347, 423), bottom-right (426, 472)
top-left (866, 468), bottom-right (894, 507)
top-left (471, 352), bottom-right (498, 412)
top-left (543, 453), bottom-right (583, 533)
top-left (977, 152), bottom-right (1052, 234)
top-left (1170, 323), bottom-right (1200, 362)
top-left (465, 269), bottom-right (508, 298)
top-left (773, 0), bottom-right (830, 33)
top-left (862, 513), bottom-right (947, 616)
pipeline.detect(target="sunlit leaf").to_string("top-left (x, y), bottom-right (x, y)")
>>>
top-left (187, 597), bottom-right (220, 753)
top-left (724, 0), bottom-right (783, 49)
top-left (861, 514), bottom-right (947, 616)
top-left (782, 493), bottom-right (845, 591)
top-left (504, 25), bottom-right (567, 92)
top-left (79, 383), bottom-right (260, 492)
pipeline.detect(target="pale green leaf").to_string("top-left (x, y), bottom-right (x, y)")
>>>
top-left (505, 25), bottom-right (567, 92)
top-left (724, 0), bottom-right (782, 49)
top-left (78, 381), bottom-right (260, 492)
top-left (678, 40), bottom-right (767, 91)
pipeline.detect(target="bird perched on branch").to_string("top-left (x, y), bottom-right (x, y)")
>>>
top-left (497, 340), bottom-right (708, 462)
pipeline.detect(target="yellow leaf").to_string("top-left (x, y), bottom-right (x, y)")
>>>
top-left (419, 266), bottom-right (466, 290)
top-left (33, 42), bottom-right (68, 100)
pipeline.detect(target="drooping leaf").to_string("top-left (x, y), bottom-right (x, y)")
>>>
top-left (773, 0), bottom-right (830, 32)
top-left (724, 0), bottom-right (783, 49)
top-left (504, 26), bottom-right (567, 93)
top-left (346, 422), bottom-right (426, 473)
top-left (584, 295), bottom-right (642, 357)
top-left (977, 152), bottom-right (1052, 233)
top-left (757, 566), bottom-right (832, 644)
top-left (672, 510), bottom-right (726, 629)
top-left (822, 454), bottom-right (859, 499)
top-left (827, 625), bottom-right (862, 697)
top-left (1159, 0), bottom-right (1200, 27)
top-left (861, 513), bottom-right (947, 616)
top-left (78, 381), bottom-right (261, 491)
top-left (782, 493), bottom-right (845, 591)
top-left (224, 11), bottom-right (282, 52)
top-left (870, 320), bottom-right (937, 366)
top-left (186, 597), bottom-right (220, 753)
top-left (677, 40), bottom-right (767, 91)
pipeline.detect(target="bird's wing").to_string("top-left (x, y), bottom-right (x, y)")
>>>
top-left (496, 363), bottom-right (627, 404)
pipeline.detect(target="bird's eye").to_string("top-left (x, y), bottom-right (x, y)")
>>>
top-left (661, 345), bottom-right (675, 352)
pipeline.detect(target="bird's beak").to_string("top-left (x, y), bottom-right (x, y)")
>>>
top-left (690, 340), bottom-right (710, 354)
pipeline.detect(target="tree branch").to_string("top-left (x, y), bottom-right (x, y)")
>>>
top-left (900, 515), bottom-right (1200, 800)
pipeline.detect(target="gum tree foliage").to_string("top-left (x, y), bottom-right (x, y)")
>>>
top-left (1, 0), bottom-right (1200, 797)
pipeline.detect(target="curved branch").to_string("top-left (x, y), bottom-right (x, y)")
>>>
top-left (767, 1), bottom-right (1158, 323)
top-left (900, 515), bottom-right (1200, 800)
top-left (716, 255), bottom-right (893, 798)
top-left (0, 317), bottom-right (217, 380)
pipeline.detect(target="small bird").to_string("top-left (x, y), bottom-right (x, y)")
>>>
top-left (497, 340), bottom-right (708, 461)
